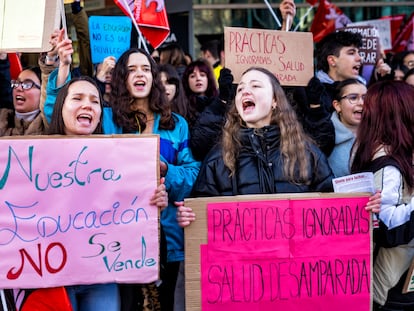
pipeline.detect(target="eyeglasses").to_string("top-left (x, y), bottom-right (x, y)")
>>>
top-left (11, 79), bottom-right (41, 90)
top-left (340, 93), bottom-right (366, 105)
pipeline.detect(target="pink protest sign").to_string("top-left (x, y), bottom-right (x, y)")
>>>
top-left (0, 135), bottom-right (159, 289)
top-left (199, 197), bottom-right (371, 311)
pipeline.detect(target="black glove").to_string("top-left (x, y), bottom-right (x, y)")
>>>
top-left (305, 77), bottom-right (325, 107)
top-left (218, 68), bottom-right (234, 103)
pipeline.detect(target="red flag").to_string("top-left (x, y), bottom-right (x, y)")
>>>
top-left (310, 0), bottom-right (352, 42)
top-left (7, 53), bottom-right (22, 80)
top-left (305, 0), bottom-right (318, 6)
top-left (380, 14), bottom-right (406, 50)
top-left (115, 0), bottom-right (170, 49)
top-left (20, 287), bottom-right (72, 311)
top-left (392, 13), bottom-right (414, 53)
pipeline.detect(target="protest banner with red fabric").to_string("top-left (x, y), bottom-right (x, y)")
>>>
top-left (392, 13), bottom-right (414, 53)
top-left (114, 0), bottom-right (170, 49)
top-left (20, 287), bottom-right (72, 311)
top-left (310, 0), bottom-right (351, 42)
top-left (380, 14), bottom-right (406, 51)
top-left (7, 53), bottom-right (22, 80)
top-left (305, 0), bottom-right (318, 6)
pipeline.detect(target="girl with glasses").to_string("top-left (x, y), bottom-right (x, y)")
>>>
top-left (328, 78), bottom-right (367, 177)
top-left (0, 65), bottom-right (46, 136)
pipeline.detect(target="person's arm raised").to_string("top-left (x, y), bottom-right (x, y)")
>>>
top-left (56, 29), bottom-right (74, 88)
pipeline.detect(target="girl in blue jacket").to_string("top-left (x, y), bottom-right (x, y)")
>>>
top-left (44, 43), bottom-right (200, 311)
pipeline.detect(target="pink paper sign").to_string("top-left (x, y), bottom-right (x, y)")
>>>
top-left (202, 197), bottom-right (371, 311)
top-left (0, 135), bottom-right (159, 289)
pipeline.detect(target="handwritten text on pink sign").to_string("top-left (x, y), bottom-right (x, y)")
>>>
top-left (0, 136), bottom-right (159, 288)
top-left (201, 197), bottom-right (371, 311)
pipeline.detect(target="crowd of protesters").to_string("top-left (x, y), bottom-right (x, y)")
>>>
top-left (2, 0), bottom-right (414, 310)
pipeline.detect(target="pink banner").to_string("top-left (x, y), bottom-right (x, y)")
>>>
top-left (0, 135), bottom-right (159, 289)
top-left (202, 197), bottom-right (371, 311)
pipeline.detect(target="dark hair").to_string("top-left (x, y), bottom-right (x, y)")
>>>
top-left (109, 48), bottom-right (174, 133)
top-left (223, 67), bottom-right (314, 181)
top-left (333, 78), bottom-right (365, 101)
top-left (200, 39), bottom-right (221, 60)
top-left (48, 76), bottom-right (103, 135)
top-left (182, 58), bottom-right (218, 126)
top-left (404, 67), bottom-right (414, 82)
top-left (158, 64), bottom-right (189, 118)
top-left (21, 66), bottom-right (42, 84)
top-left (158, 43), bottom-right (187, 67)
top-left (351, 80), bottom-right (414, 189)
top-left (402, 50), bottom-right (414, 65)
top-left (316, 31), bottom-right (363, 72)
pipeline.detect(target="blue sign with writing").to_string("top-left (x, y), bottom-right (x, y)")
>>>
top-left (89, 16), bottom-right (132, 64)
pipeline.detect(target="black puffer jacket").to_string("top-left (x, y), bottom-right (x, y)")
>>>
top-left (190, 95), bottom-right (227, 161)
top-left (192, 125), bottom-right (334, 197)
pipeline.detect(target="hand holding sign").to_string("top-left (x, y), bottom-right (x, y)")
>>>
top-left (279, 0), bottom-right (296, 31)
top-left (96, 56), bottom-right (116, 83)
top-left (55, 29), bottom-right (73, 87)
top-left (56, 29), bottom-right (73, 66)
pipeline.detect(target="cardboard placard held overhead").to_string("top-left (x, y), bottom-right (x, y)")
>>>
top-left (0, 0), bottom-right (60, 52)
top-left (184, 193), bottom-right (373, 311)
top-left (224, 27), bottom-right (314, 86)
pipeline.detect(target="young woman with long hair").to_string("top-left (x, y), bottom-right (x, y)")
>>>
top-left (351, 80), bottom-right (414, 311)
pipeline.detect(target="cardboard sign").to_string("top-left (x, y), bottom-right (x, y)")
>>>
top-left (403, 259), bottom-right (414, 293)
top-left (224, 27), bottom-right (314, 86)
top-left (89, 16), bottom-right (132, 64)
top-left (185, 193), bottom-right (372, 311)
top-left (0, 135), bottom-right (160, 289)
top-left (340, 26), bottom-right (380, 65)
top-left (0, 0), bottom-right (60, 52)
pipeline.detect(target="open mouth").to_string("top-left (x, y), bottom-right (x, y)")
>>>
top-left (353, 65), bottom-right (361, 74)
top-left (77, 113), bottom-right (93, 125)
top-left (242, 99), bottom-right (255, 112)
top-left (15, 95), bottom-right (25, 103)
top-left (354, 110), bottom-right (363, 118)
top-left (134, 80), bottom-right (146, 89)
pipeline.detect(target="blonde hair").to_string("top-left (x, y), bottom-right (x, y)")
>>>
top-left (222, 67), bottom-right (314, 183)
